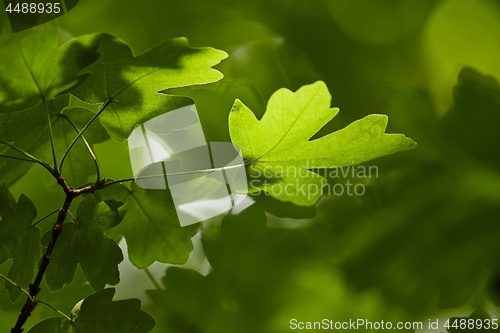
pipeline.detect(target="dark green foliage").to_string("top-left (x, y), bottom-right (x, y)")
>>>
top-left (0, 184), bottom-right (40, 302)
top-left (442, 68), bottom-right (500, 166)
top-left (28, 288), bottom-right (156, 333)
top-left (100, 183), bottom-right (201, 268)
top-left (1, 0), bottom-right (499, 332)
top-left (327, 69), bottom-right (500, 314)
top-left (42, 195), bottom-right (126, 292)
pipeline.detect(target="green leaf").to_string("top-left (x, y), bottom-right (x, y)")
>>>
top-left (442, 67), bottom-right (500, 166)
top-left (229, 81), bottom-right (416, 205)
top-left (0, 21), bottom-right (99, 113)
top-left (28, 288), bottom-right (155, 333)
top-left (25, 317), bottom-right (71, 333)
top-left (0, 22), bottom-right (105, 186)
top-left (0, 94), bottom-right (109, 187)
top-left (71, 34), bottom-right (228, 141)
top-left (0, 184), bottom-right (40, 302)
top-left (101, 183), bottom-right (200, 268)
top-left (0, 98), bottom-right (54, 185)
top-left (43, 195), bottom-right (125, 292)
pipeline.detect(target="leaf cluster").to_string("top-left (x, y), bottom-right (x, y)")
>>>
top-left (0, 18), bottom-right (416, 333)
top-left (0, 21), bottom-right (227, 332)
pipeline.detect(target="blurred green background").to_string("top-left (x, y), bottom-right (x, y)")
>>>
top-left (2, 0), bottom-right (500, 332)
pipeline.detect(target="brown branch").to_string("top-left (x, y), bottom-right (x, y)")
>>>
top-left (11, 176), bottom-right (97, 333)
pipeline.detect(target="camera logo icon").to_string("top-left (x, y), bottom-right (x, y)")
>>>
top-left (128, 104), bottom-right (248, 227)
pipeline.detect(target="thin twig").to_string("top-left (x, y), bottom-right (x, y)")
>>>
top-left (0, 274), bottom-right (33, 302)
top-left (43, 100), bottom-right (59, 176)
top-left (67, 210), bottom-right (77, 223)
top-left (58, 114), bottom-right (101, 183)
top-left (36, 300), bottom-right (72, 322)
top-left (31, 208), bottom-right (60, 227)
top-left (0, 154), bottom-right (37, 163)
top-left (0, 139), bottom-right (55, 175)
top-left (11, 177), bottom-right (97, 333)
top-left (144, 268), bottom-right (162, 290)
top-left (102, 163), bottom-right (246, 187)
top-left (59, 100), bottom-right (109, 175)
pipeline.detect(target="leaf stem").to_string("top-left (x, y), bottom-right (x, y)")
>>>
top-left (0, 154), bottom-right (38, 163)
top-left (0, 274), bottom-right (33, 302)
top-left (31, 208), bottom-right (60, 227)
top-left (102, 163), bottom-right (246, 188)
top-left (59, 100), bottom-right (109, 176)
top-left (0, 139), bottom-right (55, 175)
top-left (67, 210), bottom-right (80, 229)
top-left (59, 114), bottom-right (101, 183)
top-left (144, 268), bottom-right (162, 290)
top-left (67, 209), bottom-right (77, 222)
top-left (36, 300), bottom-right (72, 322)
top-left (43, 99), bottom-right (59, 176)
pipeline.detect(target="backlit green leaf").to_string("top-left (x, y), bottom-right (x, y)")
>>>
top-left (71, 34), bottom-right (228, 141)
top-left (229, 81), bottom-right (416, 205)
top-left (0, 21), bottom-right (106, 186)
top-left (0, 20), bottom-right (99, 113)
